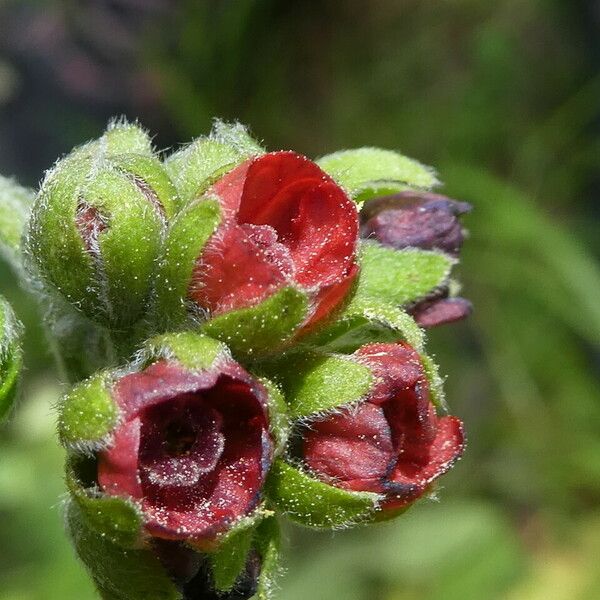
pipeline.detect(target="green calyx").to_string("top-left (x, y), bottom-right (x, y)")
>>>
top-left (267, 460), bottom-right (381, 529)
top-left (355, 242), bottom-right (455, 308)
top-left (317, 147), bottom-right (439, 206)
top-left (202, 287), bottom-right (310, 357)
top-left (58, 372), bottom-right (119, 450)
top-left (165, 120), bottom-right (264, 205)
top-left (27, 122), bottom-right (177, 329)
top-left (0, 297), bottom-right (23, 422)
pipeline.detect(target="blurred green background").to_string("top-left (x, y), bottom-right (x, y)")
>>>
top-left (1, 1), bottom-right (599, 598)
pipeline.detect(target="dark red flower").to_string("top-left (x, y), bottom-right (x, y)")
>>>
top-left (189, 152), bottom-right (360, 329)
top-left (360, 191), bottom-right (471, 256)
top-left (98, 359), bottom-right (273, 545)
top-left (302, 342), bottom-right (464, 510)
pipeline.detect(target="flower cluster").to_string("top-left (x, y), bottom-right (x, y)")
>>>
top-left (20, 121), bottom-right (471, 599)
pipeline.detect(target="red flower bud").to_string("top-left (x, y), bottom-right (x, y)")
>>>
top-left (301, 342), bottom-right (464, 510)
top-left (98, 358), bottom-right (273, 545)
top-left (360, 191), bottom-right (471, 257)
top-left (190, 151), bottom-right (359, 330)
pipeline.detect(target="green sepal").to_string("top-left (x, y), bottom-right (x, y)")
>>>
top-left (66, 501), bottom-right (179, 600)
top-left (210, 515), bottom-right (281, 598)
top-left (421, 353), bottom-right (446, 410)
top-left (253, 517), bottom-right (281, 600)
top-left (70, 119), bottom-right (154, 161)
top-left (0, 297), bottom-right (23, 422)
top-left (0, 175), bottom-right (33, 271)
top-left (211, 526), bottom-right (256, 592)
top-left (141, 331), bottom-right (227, 372)
top-left (66, 458), bottom-right (144, 548)
top-left (267, 460), bottom-right (380, 529)
top-left (58, 372), bottom-right (119, 449)
top-left (82, 167), bottom-right (169, 326)
top-left (153, 198), bottom-right (222, 329)
top-left (355, 242), bottom-right (455, 307)
top-left (110, 153), bottom-right (179, 218)
top-left (316, 148), bottom-right (439, 205)
top-left (262, 351), bottom-right (374, 419)
top-left (303, 295), bottom-right (425, 354)
top-left (259, 377), bottom-right (290, 456)
top-left (165, 120), bottom-right (263, 205)
top-left (201, 287), bottom-right (309, 357)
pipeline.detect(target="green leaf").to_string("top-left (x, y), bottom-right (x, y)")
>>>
top-left (355, 242), bottom-right (454, 306)
top-left (202, 287), bottom-right (309, 357)
top-left (66, 501), bottom-right (179, 600)
top-left (267, 460), bottom-right (380, 529)
top-left (153, 198), bottom-right (222, 329)
top-left (0, 296), bottom-right (23, 422)
top-left (264, 351), bottom-right (374, 418)
top-left (304, 295), bottom-right (425, 354)
top-left (58, 373), bottom-right (119, 449)
top-left (317, 148), bottom-right (439, 205)
top-left (165, 120), bottom-right (263, 205)
top-left (0, 174), bottom-right (33, 272)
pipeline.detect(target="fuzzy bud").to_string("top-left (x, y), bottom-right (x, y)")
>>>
top-left (27, 121), bottom-right (178, 329)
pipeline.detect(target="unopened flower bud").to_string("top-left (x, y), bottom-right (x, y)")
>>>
top-left (360, 191), bottom-right (471, 256)
top-left (27, 122), bottom-right (178, 329)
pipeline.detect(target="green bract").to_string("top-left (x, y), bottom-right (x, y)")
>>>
top-left (26, 121), bottom-right (177, 329)
top-left (317, 147), bottom-right (439, 205)
top-left (0, 296), bottom-right (23, 422)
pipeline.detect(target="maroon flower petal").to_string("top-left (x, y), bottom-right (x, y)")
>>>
top-left (385, 415), bottom-right (465, 509)
top-left (303, 402), bottom-right (395, 492)
top-left (98, 418), bottom-right (143, 499)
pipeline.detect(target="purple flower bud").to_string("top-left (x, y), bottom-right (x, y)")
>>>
top-left (360, 191), bottom-right (471, 256)
top-left (410, 294), bottom-right (473, 329)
